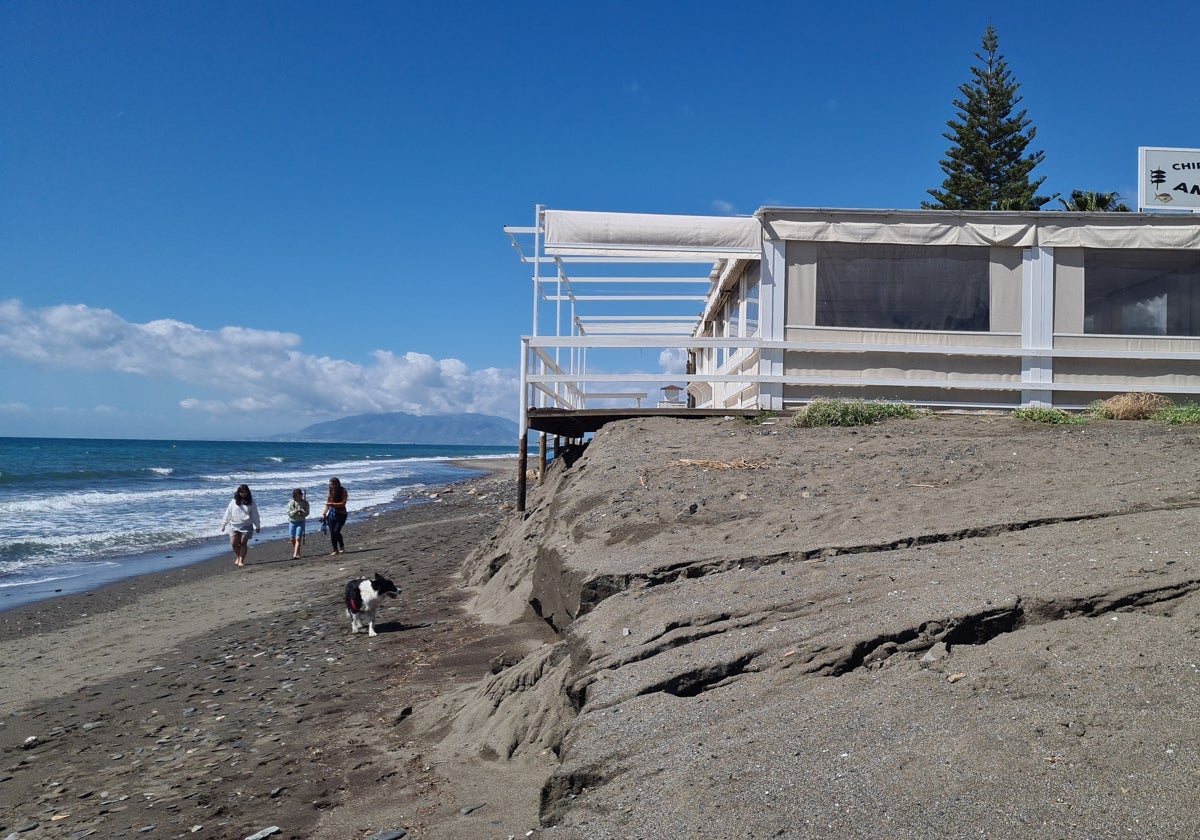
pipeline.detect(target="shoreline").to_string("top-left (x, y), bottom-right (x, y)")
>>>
top-left (0, 457), bottom-right (516, 614)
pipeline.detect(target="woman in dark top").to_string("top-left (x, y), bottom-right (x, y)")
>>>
top-left (321, 477), bottom-right (349, 556)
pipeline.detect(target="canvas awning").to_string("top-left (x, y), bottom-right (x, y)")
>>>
top-left (758, 208), bottom-right (1200, 250)
top-left (543, 209), bottom-right (762, 260)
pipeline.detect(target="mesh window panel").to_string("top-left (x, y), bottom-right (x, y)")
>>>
top-left (815, 243), bottom-right (990, 331)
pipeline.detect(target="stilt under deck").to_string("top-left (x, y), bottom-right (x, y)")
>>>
top-left (516, 407), bottom-right (768, 512)
top-left (527, 406), bottom-right (764, 438)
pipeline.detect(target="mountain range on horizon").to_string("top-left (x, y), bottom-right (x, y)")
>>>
top-left (272, 411), bottom-right (519, 446)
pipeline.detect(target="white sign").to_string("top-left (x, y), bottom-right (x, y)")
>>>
top-left (1139, 147), bottom-right (1200, 211)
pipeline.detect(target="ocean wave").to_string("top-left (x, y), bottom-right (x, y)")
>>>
top-left (0, 441), bottom-right (498, 593)
top-left (0, 549), bottom-right (118, 577)
top-left (198, 459), bottom-right (415, 485)
top-left (0, 486), bottom-right (218, 516)
top-left (0, 571), bottom-right (88, 589)
top-left (0, 529), bottom-right (195, 558)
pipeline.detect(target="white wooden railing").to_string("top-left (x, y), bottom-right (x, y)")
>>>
top-left (520, 333), bottom-right (1200, 424)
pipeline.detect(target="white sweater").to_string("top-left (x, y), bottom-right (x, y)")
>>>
top-left (222, 499), bottom-right (261, 533)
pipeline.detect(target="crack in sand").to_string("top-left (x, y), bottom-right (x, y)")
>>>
top-left (566, 579), bottom-right (1200, 712)
top-left (638, 651), bottom-right (759, 698)
top-left (835, 580), bottom-right (1200, 676)
top-left (575, 499), bottom-right (1200, 617)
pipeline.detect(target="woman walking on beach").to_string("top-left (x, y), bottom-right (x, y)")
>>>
top-left (220, 484), bottom-right (261, 567)
top-left (322, 477), bottom-right (349, 555)
top-left (287, 488), bottom-right (310, 559)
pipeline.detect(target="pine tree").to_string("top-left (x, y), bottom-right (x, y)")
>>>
top-left (924, 26), bottom-right (1051, 211)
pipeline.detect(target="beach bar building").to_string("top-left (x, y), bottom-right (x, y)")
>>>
top-left (506, 206), bottom-right (1199, 506)
top-left (508, 206), bottom-right (1200, 430)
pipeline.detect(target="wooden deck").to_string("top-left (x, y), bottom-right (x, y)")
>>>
top-left (526, 406), bottom-right (766, 438)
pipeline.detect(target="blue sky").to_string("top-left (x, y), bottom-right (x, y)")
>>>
top-left (2, 0), bottom-right (1198, 440)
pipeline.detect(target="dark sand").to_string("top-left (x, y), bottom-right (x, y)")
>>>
top-left (5, 416), bottom-right (1200, 839)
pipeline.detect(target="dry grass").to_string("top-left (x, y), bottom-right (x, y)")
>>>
top-left (1092, 392), bottom-right (1174, 420)
top-left (670, 458), bottom-right (770, 470)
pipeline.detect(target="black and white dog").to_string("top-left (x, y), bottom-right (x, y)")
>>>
top-left (344, 573), bottom-right (400, 637)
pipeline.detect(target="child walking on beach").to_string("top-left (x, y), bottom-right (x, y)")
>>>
top-left (287, 488), bottom-right (310, 559)
top-left (220, 484), bottom-right (261, 567)
top-left (321, 477), bottom-right (349, 556)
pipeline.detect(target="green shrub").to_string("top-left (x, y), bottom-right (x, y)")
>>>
top-left (1012, 406), bottom-right (1088, 425)
top-left (1151, 402), bottom-right (1200, 424)
top-left (792, 399), bottom-right (922, 428)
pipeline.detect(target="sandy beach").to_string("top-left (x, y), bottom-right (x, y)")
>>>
top-left (0, 462), bottom-right (556, 840)
top-left (4, 415), bottom-right (1200, 839)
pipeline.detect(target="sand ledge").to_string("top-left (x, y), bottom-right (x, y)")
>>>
top-left (463, 415), bottom-right (1200, 839)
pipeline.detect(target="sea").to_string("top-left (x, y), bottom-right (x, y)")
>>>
top-left (0, 437), bottom-right (516, 611)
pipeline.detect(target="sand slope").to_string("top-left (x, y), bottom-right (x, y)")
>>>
top-left (461, 414), bottom-right (1200, 839)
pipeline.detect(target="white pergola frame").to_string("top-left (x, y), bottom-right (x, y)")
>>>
top-left (505, 206), bottom-right (764, 436)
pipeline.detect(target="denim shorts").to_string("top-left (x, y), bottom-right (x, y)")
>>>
top-left (289, 521), bottom-right (305, 539)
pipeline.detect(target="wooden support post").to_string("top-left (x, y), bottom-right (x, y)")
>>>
top-left (517, 434), bottom-right (528, 512)
top-left (538, 433), bottom-right (547, 485)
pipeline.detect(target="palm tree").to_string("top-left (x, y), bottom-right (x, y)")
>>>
top-left (1057, 190), bottom-right (1131, 212)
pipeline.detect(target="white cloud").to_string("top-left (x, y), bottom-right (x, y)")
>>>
top-left (659, 347), bottom-right (688, 374)
top-left (0, 299), bottom-right (519, 421)
top-left (711, 199), bottom-right (738, 215)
